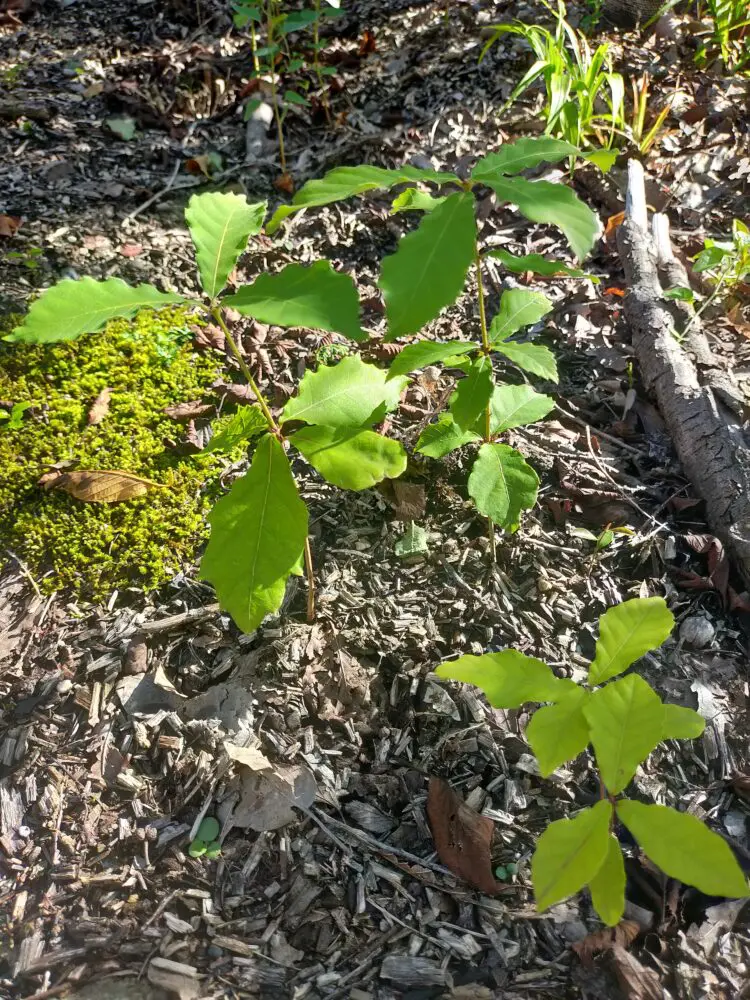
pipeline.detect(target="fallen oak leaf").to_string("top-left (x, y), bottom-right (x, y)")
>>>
top-left (0, 214), bottom-right (21, 237)
top-left (164, 400), bottom-right (214, 420)
top-left (39, 469), bottom-right (167, 502)
top-left (572, 920), bottom-right (640, 964)
top-left (426, 777), bottom-right (508, 895)
top-left (87, 386), bottom-right (112, 425)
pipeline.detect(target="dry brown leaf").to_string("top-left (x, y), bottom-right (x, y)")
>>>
top-left (119, 243), bottom-right (143, 258)
top-left (193, 323), bottom-right (225, 351)
top-left (573, 920), bottom-right (640, 963)
top-left (274, 172), bottom-right (295, 195)
top-left (231, 763), bottom-right (317, 831)
top-left (610, 945), bottom-right (664, 1000)
top-left (40, 469), bottom-right (166, 503)
top-left (163, 399), bottom-right (213, 420)
top-left (87, 387), bottom-right (112, 426)
top-left (223, 741), bottom-right (274, 771)
top-left (426, 777), bottom-right (505, 895)
top-left (213, 382), bottom-right (256, 405)
top-left (0, 214), bottom-right (21, 237)
top-left (391, 481), bottom-right (426, 521)
top-left (185, 155), bottom-right (215, 178)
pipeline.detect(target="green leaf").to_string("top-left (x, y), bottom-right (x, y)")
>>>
top-left (387, 340), bottom-right (476, 380)
top-left (281, 355), bottom-right (405, 428)
top-left (283, 90), bottom-right (309, 106)
top-left (380, 192), bottom-right (477, 339)
top-left (395, 522), bottom-right (429, 558)
top-left (589, 836), bottom-right (626, 926)
top-left (616, 801), bottom-right (749, 899)
top-left (224, 261), bottom-right (363, 340)
top-left (266, 164), bottom-right (461, 232)
top-left (199, 435), bottom-right (308, 633)
top-left (391, 188), bottom-right (447, 214)
top-left (664, 286), bottom-right (695, 303)
top-left (467, 443), bottom-right (539, 531)
top-left (185, 191), bottom-right (266, 298)
top-left (189, 839), bottom-right (207, 858)
top-left (583, 149), bottom-right (618, 173)
top-left (588, 597), bottom-right (674, 685)
top-left (202, 406), bottom-right (268, 455)
top-left (532, 800), bottom-right (613, 912)
top-left (197, 817), bottom-right (220, 841)
top-left (290, 425), bottom-right (407, 490)
top-left (486, 248), bottom-right (597, 281)
top-left (107, 115), bottom-right (137, 140)
top-left (450, 357), bottom-right (494, 431)
top-left (472, 138), bottom-right (579, 179)
top-left (480, 175), bottom-right (600, 261)
top-left (526, 687), bottom-right (591, 777)
top-left (436, 649), bottom-right (577, 708)
top-left (6, 277), bottom-right (185, 344)
top-left (487, 384), bottom-right (555, 434)
top-left (415, 413), bottom-right (481, 459)
top-left (489, 289), bottom-right (554, 341)
top-left (493, 340), bottom-right (558, 381)
top-left (583, 674), bottom-right (665, 795)
top-left (661, 704), bottom-right (705, 741)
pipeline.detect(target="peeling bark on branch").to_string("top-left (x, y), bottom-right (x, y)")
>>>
top-left (618, 160), bottom-right (750, 586)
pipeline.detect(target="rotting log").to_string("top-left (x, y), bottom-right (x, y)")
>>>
top-left (618, 159), bottom-right (750, 587)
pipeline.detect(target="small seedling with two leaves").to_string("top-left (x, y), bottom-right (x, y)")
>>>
top-left (437, 596), bottom-right (749, 922)
top-left (7, 190), bottom-right (408, 635)
top-left (189, 816), bottom-right (221, 859)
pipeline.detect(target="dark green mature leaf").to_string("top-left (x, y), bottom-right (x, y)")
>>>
top-left (450, 357), bottom-right (494, 431)
top-left (584, 674), bottom-right (665, 795)
top-left (589, 836), bottom-right (626, 927)
top-left (467, 443), bottom-right (539, 531)
top-left (387, 340), bottom-right (476, 380)
top-left (185, 191), bottom-right (266, 298)
top-left (661, 704), bottom-right (705, 741)
top-left (486, 248), bottom-right (597, 281)
top-left (526, 687), bottom-right (591, 776)
top-left (493, 340), bottom-right (558, 380)
top-left (202, 406), bottom-right (268, 454)
top-left (224, 261), bottom-right (363, 340)
top-left (266, 164), bottom-right (461, 232)
top-left (199, 435), bottom-right (308, 633)
top-left (7, 278), bottom-right (185, 344)
top-left (616, 801), bottom-right (748, 898)
top-left (490, 289), bottom-right (553, 342)
top-left (436, 649), bottom-right (577, 708)
top-left (588, 597), bottom-right (674, 685)
top-left (480, 175), bottom-right (600, 261)
top-left (472, 138), bottom-right (579, 180)
top-left (290, 425), bottom-right (407, 490)
top-left (380, 192), bottom-right (477, 339)
top-left (415, 413), bottom-right (481, 459)
top-left (487, 384), bottom-right (555, 434)
top-left (282, 355), bottom-right (406, 427)
top-left (532, 800), bottom-right (612, 912)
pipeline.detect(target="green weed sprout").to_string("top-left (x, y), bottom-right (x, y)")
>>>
top-left (189, 816), bottom-right (221, 859)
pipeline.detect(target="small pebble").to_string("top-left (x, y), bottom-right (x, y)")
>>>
top-left (206, 945), bottom-right (224, 959)
top-left (56, 678), bottom-right (73, 696)
top-left (679, 616), bottom-right (716, 649)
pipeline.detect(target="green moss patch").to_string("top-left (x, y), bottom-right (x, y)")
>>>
top-left (0, 306), bottom-right (226, 597)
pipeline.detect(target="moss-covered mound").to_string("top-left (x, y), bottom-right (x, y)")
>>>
top-left (0, 307), bottom-right (226, 597)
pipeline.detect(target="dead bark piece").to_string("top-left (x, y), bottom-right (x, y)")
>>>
top-left (610, 945), bottom-right (666, 999)
top-left (618, 160), bottom-right (750, 588)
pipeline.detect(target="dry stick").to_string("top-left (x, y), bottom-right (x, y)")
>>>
top-left (474, 243), bottom-right (496, 562)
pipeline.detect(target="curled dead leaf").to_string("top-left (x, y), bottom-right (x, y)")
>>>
top-left (610, 945), bottom-right (664, 1000)
top-left (426, 777), bottom-right (506, 895)
top-left (572, 920), bottom-right (640, 964)
top-left (0, 214), bottom-right (21, 237)
top-left (87, 386), bottom-right (112, 425)
top-left (231, 763), bottom-right (317, 832)
top-left (39, 469), bottom-right (167, 502)
top-left (274, 172), bottom-right (295, 195)
top-left (163, 400), bottom-right (214, 420)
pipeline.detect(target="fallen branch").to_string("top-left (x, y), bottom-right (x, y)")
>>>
top-left (618, 159), bottom-right (750, 587)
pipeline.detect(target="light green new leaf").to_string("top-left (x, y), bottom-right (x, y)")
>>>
top-left (415, 413), bottom-right (481, 459)
top-left (487, 384), bottom-right (555, 434)
top-left (661, 704), bottom-right (705, 741)
top-left (493, 340), bottom-right (558, 381)
top-left (450, 357), bottom-right (494, 431)
top-left (223, 260), bottom-right (363, 340)
top-left (467, 443), bottom-right (539, 531)
top-left (526, 687), bottom-right (591, 777)
top-left (391, 188), bottom-right (447, 214)
top-left (380, 192), bottom-right (477, 339)
top-left (6, 277), bottom-right (185, 344)
top-left (588, 597), bottom-right (674, 685)
top-left (290, 425), bottom-right (407, 490)
top-left (282, 355), bottom-right (406, 428)
top-left (584, 674), bottom-right (665, 795)
top-left (395, 522), bottom-right (429, 558)
top-left (202, 406), bottom-right (268, 454)
top-left (589, 835), bottom-right (626, 926)
top-left (481, 175), bottom-right (600, 261)
top-left (199, 435), bottom-right (308, 633)
top-left (436, 649), bottom-right (577, 708)
top-left (489, 289), bottom-right (553, 341)
top-left (617, 800), bottom-right (748, 899)
top-left (387, 340), bottom-right (476, 380)
top-left (185, 191), bottom-right (266, 298)
top-left (532, 800), bottom-right (612, 912)
top-left (266, 164), bottom-right (461, 232)
top-left (472, 138), bottom-right (579, 180)
top-left (486, 248), bottom-right (597, 281)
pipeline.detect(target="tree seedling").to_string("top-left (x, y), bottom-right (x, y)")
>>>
top-left (437, 597), bottom-right (749, 923)
top-left (269, 136), bottom-right (601, 556)
top-left (7, 191), bottom-right (408, 634)
top-left (189, 816), bottom-right (221, 858)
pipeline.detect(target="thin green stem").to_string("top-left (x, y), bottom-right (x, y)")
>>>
top-left (474, 244), bottom-right (496, 563)
top-left (304, 535), bottom-right (315, 621)
top-left (678, 270), bottom-right (726, 343)
top-left (250, 21), bottom-right (260, 74)
top-left (312, 0), bottom-right (331, 125)
top-left (211, 308), bottom-right (279, 434)
top-left (266, 0), bottom-right (287, 173)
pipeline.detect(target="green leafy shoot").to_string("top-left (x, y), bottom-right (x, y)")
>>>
top-left (185, 191), bottom-right (266, 299)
